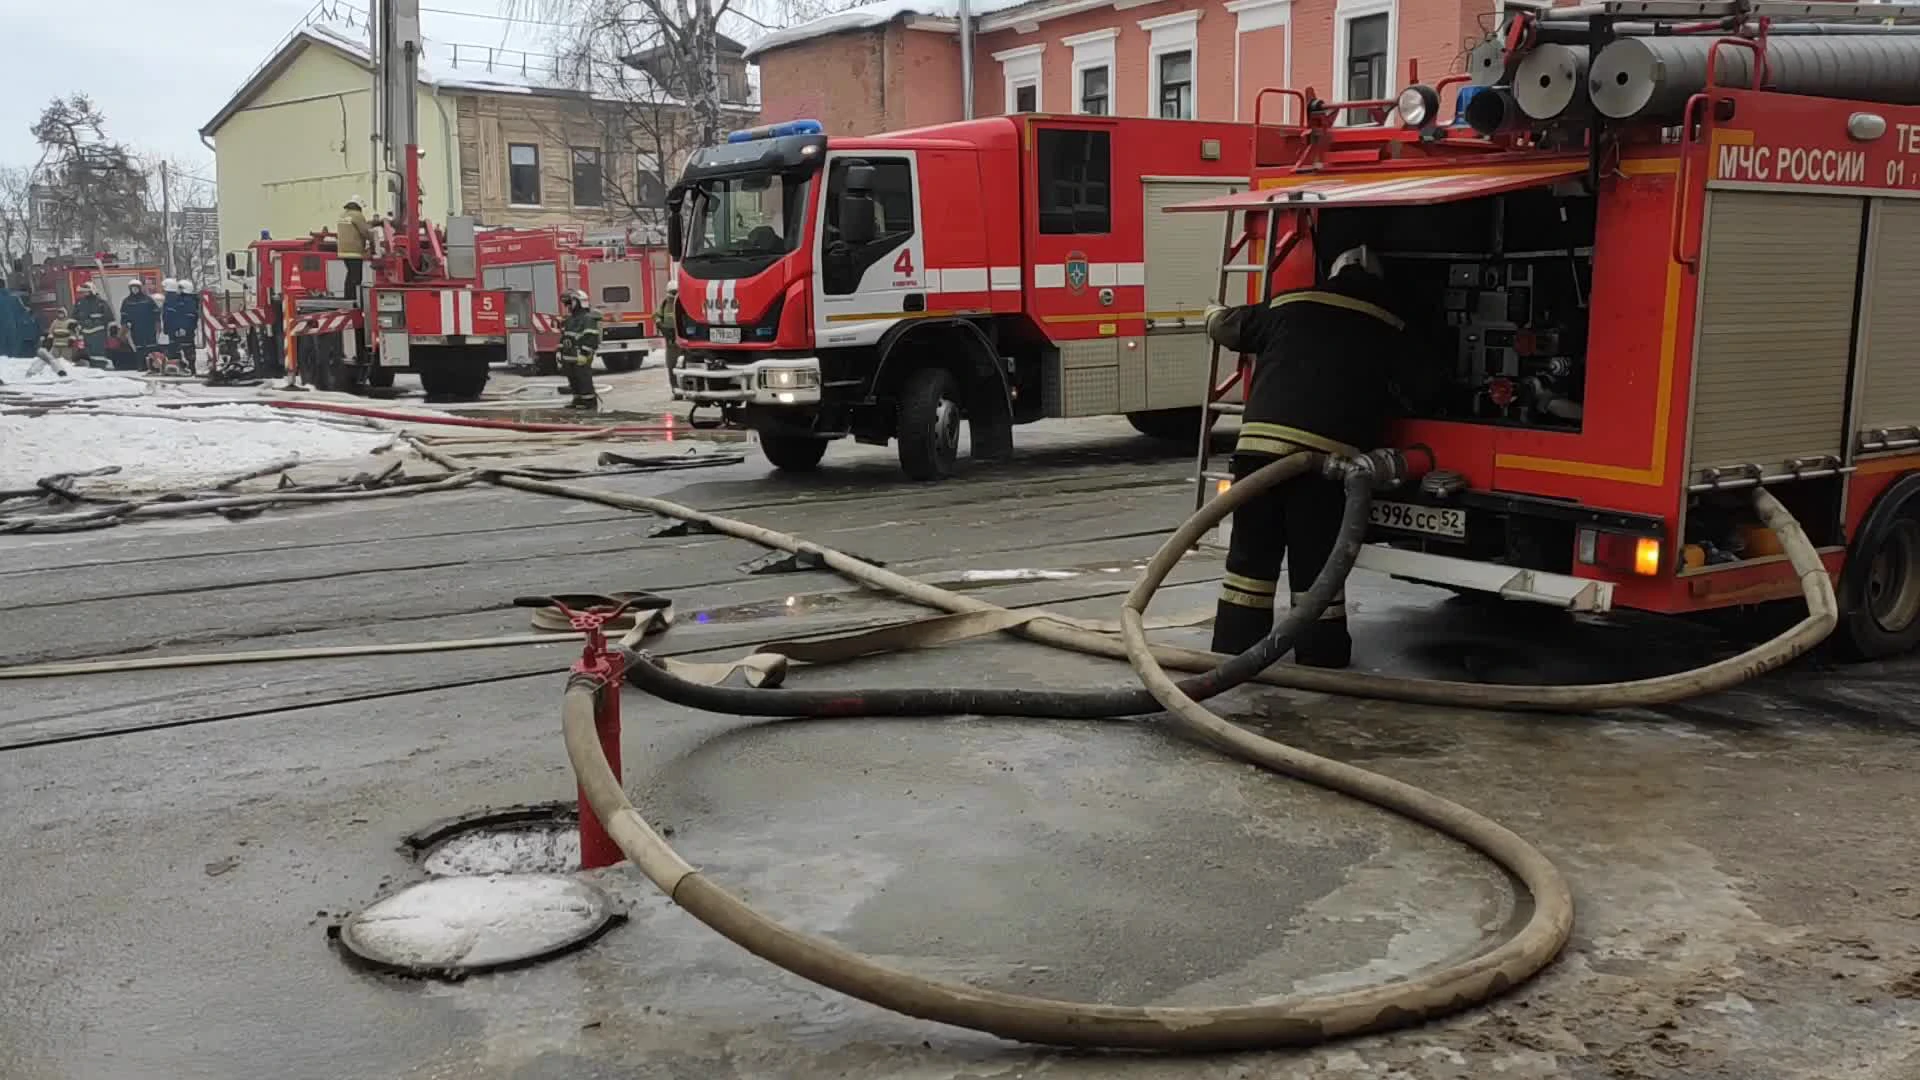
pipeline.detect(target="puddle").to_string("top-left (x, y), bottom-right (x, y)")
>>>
top-left (687, 590), bottom-right (856, 625)
top-left (445, 406), bottom-right (752, 442)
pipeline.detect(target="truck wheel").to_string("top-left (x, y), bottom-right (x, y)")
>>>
top-left (1838, 495), bottom-right (1920, 659)
top-left (534, 352), bottom-right (559, 376)
top-left (897, 367), bottom-right (962, 481)
top-left (601, 354), bottom-right (643, 374)
top-left (365, 366), bottom-right (395, 389)
top-left (760, 434), bottom-right (828, 472)
top-left (1127, 407), bottom-right (1205, 443)
top-left (418, 353), bottom-right (489, 402)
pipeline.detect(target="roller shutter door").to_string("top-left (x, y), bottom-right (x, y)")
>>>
top-left (1687, 190), bottom-right (1862, 482)
top-left (1141, 182), bottom-right (1237, 410)
top-left (1854, 197), bottom-right (1920, 445)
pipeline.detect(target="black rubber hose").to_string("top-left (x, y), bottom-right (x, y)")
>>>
top-left (620, 457), bottom-right (1375, 720)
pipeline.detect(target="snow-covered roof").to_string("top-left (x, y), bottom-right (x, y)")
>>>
top-left (207, 20), bottom-right (755, 137)
top-left (743, 0), bottom-right (1037, 59)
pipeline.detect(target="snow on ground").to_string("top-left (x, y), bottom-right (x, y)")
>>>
top-left (0, 357), bottom-right (150, 401)
top-left (0, 404), bottom-right (399, 492)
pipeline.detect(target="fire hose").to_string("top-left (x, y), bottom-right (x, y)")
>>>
top-left (537, 449), bottom-right (1837, 1052)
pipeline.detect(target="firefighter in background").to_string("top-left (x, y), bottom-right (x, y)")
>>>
top-left (655, 284), bottom-right (679, 374)
top-left (337, 197), bottom-right (376, 298)
top-left (558, 289), bottom-right (603, 410)
top-left (72, 281), bottom-right (112, 356)
top-left (1201, 244), bottom-right (1408, 669)
top-left (42, 308), bottom-right (80, 363)
top-left (120, 280), bottom-right (161, 357)
top-left (163, 278), bottom-right (200, 373)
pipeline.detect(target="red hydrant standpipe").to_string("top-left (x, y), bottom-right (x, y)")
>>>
top-left (520, 595), bottom-right (640, 870)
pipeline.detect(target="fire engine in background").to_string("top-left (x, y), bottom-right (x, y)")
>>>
top-left (582, 245), bottom-right (671, 371)
top-left (663, 116), bottom-right (1253, 479)
top-left (28, 256), bottom-right (163, 326)
top-left (215, 0), bottom-right (531, 400)
top-left (1169, 0), bottom-right (1920, 657)
top-left (476, 228), bottom-right (667, 375)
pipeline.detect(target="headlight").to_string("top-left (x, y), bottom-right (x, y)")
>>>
top-left (377, 292), bottom-right (404, 312)
top-left (1398, 84), bottom-right (1440, 130)
top-left (758, 367), bottom-right (820, 390)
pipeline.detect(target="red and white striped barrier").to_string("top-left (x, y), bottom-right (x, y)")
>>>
top-left (288, 310), bottom-right (364, 337)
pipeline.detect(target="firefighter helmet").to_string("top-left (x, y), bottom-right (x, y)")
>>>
top-left (77, 281), bottom-right (94, 296)
top-left (162, 277), bottom-right (179, 292)
top-left (1329, 244), bottom-right (1386, 281)
top-left (180, 278), bottom-right (195, 292)
top-left (345, 195), bottom-right (364, 210)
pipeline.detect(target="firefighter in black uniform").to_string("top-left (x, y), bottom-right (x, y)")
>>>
top-left (558, 289), bottom-right (603, 410)
top-left (1203, 244), bottom-right (1408, 669)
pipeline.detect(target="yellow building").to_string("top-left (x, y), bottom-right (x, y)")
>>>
top-left (201, 23), bottom-right (758, 262)
top-left (201, 25), bottom-right (460, 260)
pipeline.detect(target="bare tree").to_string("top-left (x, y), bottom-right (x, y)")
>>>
top-left (0, 166), bottom-right (29, 286)
top-left (30, 95), bottom-right (151, 254)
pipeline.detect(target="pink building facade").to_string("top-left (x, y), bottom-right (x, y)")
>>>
top-left (751, 0), bottom-right (1502, 136)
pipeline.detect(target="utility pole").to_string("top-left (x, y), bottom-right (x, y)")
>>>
top-left (959, 0), bottom-right (974, 120)
top-left (160, 160), bottom-right (175, 277)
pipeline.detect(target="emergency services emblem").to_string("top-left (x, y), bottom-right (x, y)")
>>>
top-left (1064, 252), bottom-right (1089, 294)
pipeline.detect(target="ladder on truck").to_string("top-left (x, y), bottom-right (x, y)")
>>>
top-left (1190, 199), bottom-right (1297, 545)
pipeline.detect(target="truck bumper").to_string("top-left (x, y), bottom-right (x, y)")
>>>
top-left (597, 336), bottom-right (653, 356)
top-left (672, 355), bottom-right (823, 407)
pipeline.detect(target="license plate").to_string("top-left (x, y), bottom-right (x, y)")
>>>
top-left (710, 327), bottom-right (741, 344)
top-left (1369, 501), bottom-right (1467, 539)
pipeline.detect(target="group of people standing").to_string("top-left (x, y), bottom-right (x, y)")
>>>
top-left (43, 278), bottom-right (202, 373)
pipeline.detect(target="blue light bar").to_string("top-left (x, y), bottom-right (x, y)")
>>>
top-left (725, 119), bottom-right (826, 143)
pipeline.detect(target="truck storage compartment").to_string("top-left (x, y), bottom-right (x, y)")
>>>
top-left (1317, 183), bottom-right (1597, 434)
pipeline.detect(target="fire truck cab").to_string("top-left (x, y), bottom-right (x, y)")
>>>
top-left (665, 115), bottom-right (1253, 478)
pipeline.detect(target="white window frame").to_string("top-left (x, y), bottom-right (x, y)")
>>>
top-left (1139, 10), bottom-right (1201, 120)
top-left (1061, 28), bottom-right (1119, 116)
top-left (994, 43), bottom-right (1046, 114)
top-left (1333, 0), bottom-right (1396, 126)
top-left (1225, 0), bottom-right (1292, 122)
top-left (507, 142), bottom-right (543, 208)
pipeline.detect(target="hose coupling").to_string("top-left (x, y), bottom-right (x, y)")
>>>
top-left (1328, 447), bottom-right (1430, 491)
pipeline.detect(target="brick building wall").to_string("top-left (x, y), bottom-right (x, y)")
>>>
top-left (755, 0), bottom-right (1500, 136)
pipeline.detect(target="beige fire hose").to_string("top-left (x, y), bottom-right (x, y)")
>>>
top-left (548, 447), bottom-right (1835, 1051)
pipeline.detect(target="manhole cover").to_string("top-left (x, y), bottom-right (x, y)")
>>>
top-left (334, 874), bottom-right (620, 978)
top-left (422, 822), bottom-right (581, 876)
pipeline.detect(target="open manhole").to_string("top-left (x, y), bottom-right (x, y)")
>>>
top-left (333, 874), bottom-right (620, 979)
top-left (406, 802), bottom-right (584, 876)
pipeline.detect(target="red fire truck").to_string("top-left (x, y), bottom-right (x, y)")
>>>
top-left (582, 246), bottom-right (671, 371)
top-left (28, 256), bottom-right (163, 327)
top-left (476, 228), bottom-right (667, 374)
top-left (1172, 0), bottom-right (1920, 657)
top-left (664, 116), bottom-right (1255, 478)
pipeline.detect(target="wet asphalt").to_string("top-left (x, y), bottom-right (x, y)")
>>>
top-left (2, 412), bottom-right (1918, 1080)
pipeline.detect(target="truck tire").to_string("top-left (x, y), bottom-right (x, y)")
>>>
top-left (897, 366), bottom-right (963, 481)
top-left (760, 433), bottom-right (828, 472)
top-left (1127, 407), bottom-right (1205, 443)
top-left (601, 353), bottom-right (643, 374)
top-left (1837, 488), bottom-right (1920, 659)
top-left (418, 350), bottom-right (490, 402)
top-left (365, 365), bottom-right (395, 389)
top-left (534, 352), bottom-right (559, 376)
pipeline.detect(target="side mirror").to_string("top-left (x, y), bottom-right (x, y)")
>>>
top-left (845, 164), bottom-right (875, 194)
top-left (224, 252), bottom-right (237, 272)
top-left (666, 201), bottom-right (684, 261)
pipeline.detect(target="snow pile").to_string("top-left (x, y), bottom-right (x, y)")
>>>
top-left (0, 357), bottom-right (150, 401)
top-left (0, 404), bottom-right (397, 491)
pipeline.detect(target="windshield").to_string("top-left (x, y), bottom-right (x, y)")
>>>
top-left (685, 172), bottom-right (811, 261)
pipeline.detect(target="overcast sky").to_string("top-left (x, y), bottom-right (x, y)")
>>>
top-left (1, 1), bottom-right (557, 181)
